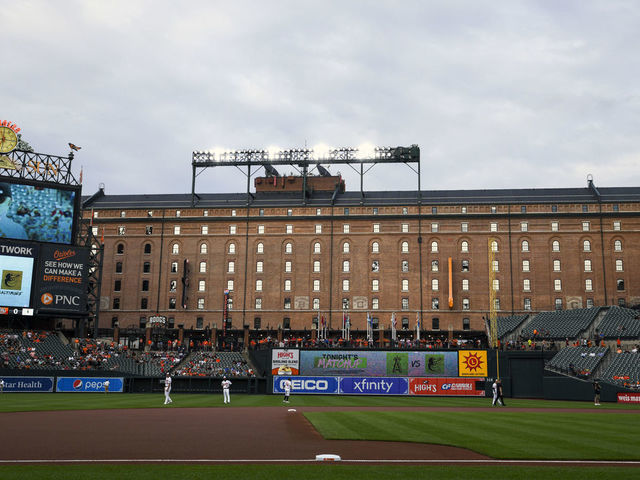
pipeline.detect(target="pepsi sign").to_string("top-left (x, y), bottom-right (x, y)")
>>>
top-left (56, 377), bottom-right (124, 393)
top-left (273, 376), bottom-right (339, 394)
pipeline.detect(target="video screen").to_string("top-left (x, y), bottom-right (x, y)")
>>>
top-left (0, 180), bottom-right (78, 244)
top-left (0, 254), bottom-right (34, 308)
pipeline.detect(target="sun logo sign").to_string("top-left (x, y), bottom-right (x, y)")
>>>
top-left (458, 350), bottom-right (488, 377)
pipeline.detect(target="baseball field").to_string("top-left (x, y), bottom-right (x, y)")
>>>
top-left (0, 393), bottom-right (638, 479)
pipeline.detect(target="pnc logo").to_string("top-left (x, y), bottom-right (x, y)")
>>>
top-left (41, 293), bottom-right (54, 305)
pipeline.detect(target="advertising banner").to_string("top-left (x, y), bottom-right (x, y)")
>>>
top-left (617, 393), bottom-right (640, 404)
top-left (409, 377), bottom-right (485, 396)
top-left (0, 376), bottom-right (54, 392)
top-left (271, 349), bottom-right (300, 375)
top-left (273, 376), bottom-right (339, 394)
top-left (339, 377), bottom-right (409, 395)
top-left (56, 377), bottom-right (124, 393)
top-left (300, 350), bottom-right (458, 377)
top-left (0, 240), bottom-right (37, 308)
top-left (34, 245), bottom-right (89, 313)
top-left (458, 350), bottom-right (488, 377)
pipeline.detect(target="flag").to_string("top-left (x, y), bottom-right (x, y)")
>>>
top-left (391, 312), bottom-right (397, 328)
top-left (100, 227), bottom-right (105, 244)
top-left (79, 166), bottom-right (83, 184)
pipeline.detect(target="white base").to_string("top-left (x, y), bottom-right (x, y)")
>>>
top-left (315, 454), bottom-right (342, 462)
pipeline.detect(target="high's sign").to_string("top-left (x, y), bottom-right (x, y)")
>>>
top-left (271, 349), bottom-right (300, 375)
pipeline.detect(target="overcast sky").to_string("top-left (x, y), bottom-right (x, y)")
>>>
top-left (3, 0), bottom-right (639, 196)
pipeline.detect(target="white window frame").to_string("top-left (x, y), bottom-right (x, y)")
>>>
top-left (585, 279), bottom-right (593, 292)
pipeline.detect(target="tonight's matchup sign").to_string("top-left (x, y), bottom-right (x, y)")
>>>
top-left (34, 245), bottom-right (89, 313)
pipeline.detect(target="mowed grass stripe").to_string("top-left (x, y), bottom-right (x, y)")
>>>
top-left (304, 411), bottom-right (640, 460)
top-left (1, 393), bottom-right (639, 412)
top-left (0, 465), bottom-right (639, 480)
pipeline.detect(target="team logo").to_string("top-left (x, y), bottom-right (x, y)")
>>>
top-left (458, 351), bottom-right (488, 377)
top-left (72, 379), bottom-right (83, 390)
top-left (1, 270), bottom-right (22, 290)
top-left (41, 293), bottom-right (54, 305)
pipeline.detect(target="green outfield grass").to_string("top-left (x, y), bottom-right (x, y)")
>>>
top-left (0, 394), bottom-right (638, 478)
top-left (0, 465), bottom-right (638, 480)
top-left (304, 410), bottom-right (640, 460)
top-left (0, 392), bottom-right (638, 413)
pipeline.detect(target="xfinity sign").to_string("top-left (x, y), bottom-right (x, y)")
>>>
top-left (273, 376), bottom-right (339, 394)
top-left (340, 377), bottom-right (408, 395)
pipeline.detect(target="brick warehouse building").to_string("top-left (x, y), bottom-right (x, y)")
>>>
top-left (81, 175), bottom-right (640, 343)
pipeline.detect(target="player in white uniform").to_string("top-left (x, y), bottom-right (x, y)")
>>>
top-left (283, 378), bottom-right (292, 403)
top-left (104, 380), bottom-right (110, 393)
top-left (164, 373), bottom-right (172, 404)
top-left (222, 376), bottom-right (232, 404)
top-left (0, 379), bottom-right (4, 393)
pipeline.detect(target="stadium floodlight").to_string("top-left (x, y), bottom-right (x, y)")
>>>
top-left (355, 142), bottom-right (377, 160)
top-left (312, 143), bottom-right (334, 160)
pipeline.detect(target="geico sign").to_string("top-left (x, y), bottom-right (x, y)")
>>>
top-left (288, 379), bottom-right (330, 391)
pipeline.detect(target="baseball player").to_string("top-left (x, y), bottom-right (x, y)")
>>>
top-left (104, 380), bottom-right (110, 393)
top-left (283, 378), bottom-right (292, 403)
top-left (164, 373), bottom-right (172, 405)
top-left (492, 378), bottom-right (505, 406)
top-left (221, 376), bottom-right (232, 404)
top-left (0, 378), bottom-right (4, 393)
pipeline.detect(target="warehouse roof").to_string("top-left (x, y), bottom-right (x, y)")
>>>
top-left (82, 184), bottom-right (640, 209)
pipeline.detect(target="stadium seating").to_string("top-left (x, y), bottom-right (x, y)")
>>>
top-left (596, 306), bottom-right (640, 339)
top-left (599, 352), bottom-right (640, 389)
top-left (495, 314), bottom-right (529, 340)
top-left (546, 346), bottom-right (608, 377)
top-left (173, 351), bottom-right (255, 377)
top-left (520, 308), bottom-right (601, 339)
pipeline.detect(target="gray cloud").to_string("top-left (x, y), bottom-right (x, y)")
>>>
top-left (3, 0), bottom-right (639, 196)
